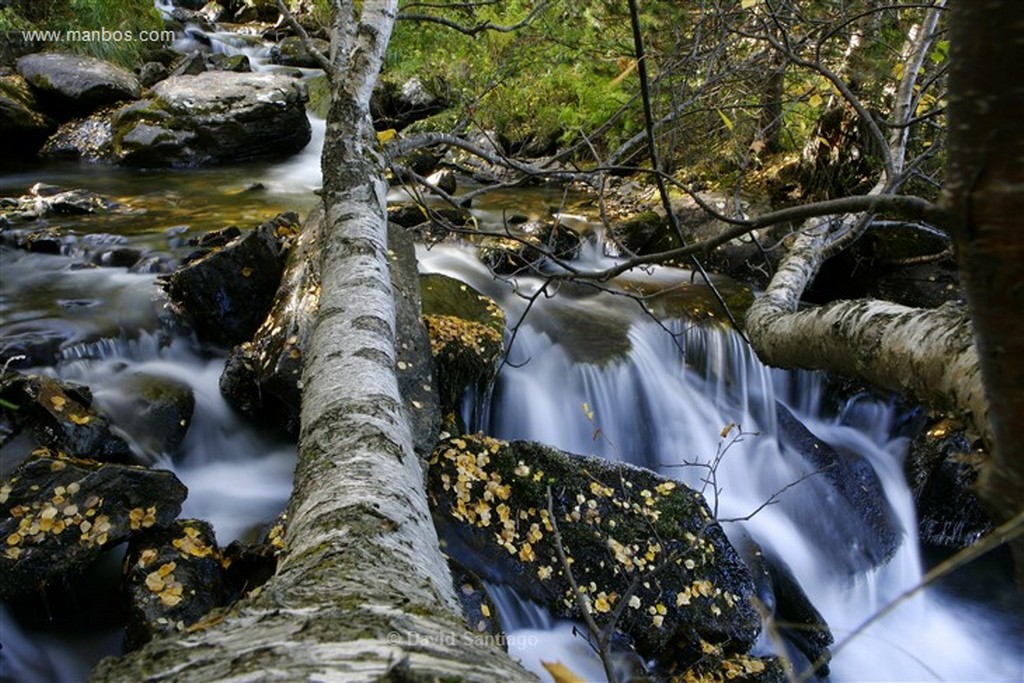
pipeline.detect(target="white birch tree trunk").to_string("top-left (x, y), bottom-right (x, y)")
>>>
top-left (91, 1), bottom-right (534, 679)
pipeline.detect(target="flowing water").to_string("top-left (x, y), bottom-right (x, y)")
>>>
top-left (2, 13), bottom-right (1022, 679)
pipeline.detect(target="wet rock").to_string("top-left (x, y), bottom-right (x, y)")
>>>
top-left (16, 53), bottom-right (141, 119)
top-left (420, 274), bottom-right (506, 417)
top-left (775, 403), bottom-right (900, 572)
top-left (429, 435), bottom-right (762, 664)
top-left (271, 36), bottom-right (330, 69)
top-left (207, 53), bottom-right (251, 73)
top-left (425, 169), bottom-right (457, 195)
top-left (0, 74), bottom-right (56, 157)
top-left (40, 109), bottom-right (116, 161)
top-left (163, 217), bottom-right (288, 347)
top-left (0, 226), bottom-right (69, 253)
top-left (111, 71), bottom-right (310, 167)
top-left (390, 225), bottom-right (442, 457)
top-left (0, 450), bottom-right (187, 600)
top-left (0, 183), bottom-right (121, 220)
top-left (905, 416), bottom-right (991, 548)
top-left (764, 551), bottom-right (833, 677)
top-left (387, 203), bottom-right (473, 238)
top-left (604, 210), bottom-right (662, 258)
top-left (449, 559), bottom-right (502, 636)
top-left (123, 519), bottom-right (227, 649)
top-left (371, 76), bottom-right (449, 132)
top-left (477, 220), bottom-right (582, 275)
top-left (138, 61), bottom-right (170, 88)
top-left (96, 372), bottom-right (195, 462)
top-left (169, 51), bottom-right (208, 77)
top-left (1, 372), bottom-right (132, 463)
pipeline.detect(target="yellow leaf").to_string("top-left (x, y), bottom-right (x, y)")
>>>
top-left (716, 109), bottom-right (734, 132)
top-left (377, 128), bottom-right (397, 144)
top-left (741, 0), bottom-right (758, 8)
top-left (50, 395), bottom-right (66, 412)
top-left (808, 93), bottom-right (824, 108)
top-left (541, 661), bottom-right (587, 683)
top-left (68, 413), bottom-right (91, 425)
top-left (720, 422), bottom-right (735, 438)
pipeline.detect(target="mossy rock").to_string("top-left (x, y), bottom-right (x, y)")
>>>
top-left (428, 435), bottom-right (761, 665)
top-left (0, 74), bottom-right (55, 156)
top-left (420, 275), bottom-right (506, 417)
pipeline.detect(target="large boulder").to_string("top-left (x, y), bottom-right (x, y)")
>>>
top-left (0, 450), bottom-right (187, 600)
top-left (0, 74), bottom-right (56, 157)
top-left (16, 53), bottom-right (141, 119)
top-left (110, 71), bottom-right (311, 166)
top-left (429, 435), bottom-right (763, 667)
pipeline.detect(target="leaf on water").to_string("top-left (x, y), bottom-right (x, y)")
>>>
top-left (541, 661), bottom-right (587, 683)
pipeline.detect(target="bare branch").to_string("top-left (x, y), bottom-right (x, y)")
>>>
top-left (398, 0), bottom-right (552, 36)
top-left (275, 0), bottom-right (334, 73)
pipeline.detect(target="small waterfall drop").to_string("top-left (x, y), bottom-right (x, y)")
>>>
top-left (467, 308), bottom-right (1022, 681)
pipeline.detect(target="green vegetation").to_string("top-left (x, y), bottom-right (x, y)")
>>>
top-left (2, 0), bottom-right (166, 67)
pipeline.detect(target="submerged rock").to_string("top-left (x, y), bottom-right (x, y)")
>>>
top-left (775, 403), bottom-right (900, 572)
top-left (429, 435), bottom-right (762, 665)
top-left (16, 53), bottom-right (141, 119)
top-left (95, 372), bottom-right (195, 462)
top-left (0, 450), bottom-right (187, 600)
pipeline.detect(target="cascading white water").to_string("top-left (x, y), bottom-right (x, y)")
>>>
top-left (465, 307), bottom-right (1022, 681)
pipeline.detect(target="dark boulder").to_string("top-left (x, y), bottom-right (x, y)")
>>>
top-left (429, 436), bottom-right (762, 665)
top-left (449, 559), bottom-right (503, 637)
top-left (123, 519), bottom-right (227, 649)
top-left (603, 210), bottom-right (662, 258)
top-left (807, 222), bottom-right (960, 308)
top-left (0, 372), bottom-right (132, 463)
top-left (163, 216), bottom-right (290, 347)
top-left (110, 71), bottom-right (310, 167)
top-left (16, 53), bottom-right (141, 119)
top-left (39, 108), bottom-right (117, 161)
top-left (0, 451), bottom-right (187, 600)
top-left (0, 74), bottom-right (56, 157)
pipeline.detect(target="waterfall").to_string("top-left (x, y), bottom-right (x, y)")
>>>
top-left (469, 315), bottom-right (1022, 681)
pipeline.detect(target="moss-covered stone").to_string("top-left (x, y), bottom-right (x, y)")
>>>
top-left (0, 74), bottom-right (55, 156)
top-left (428, 435), bottom-right (761, 665)
top-left (420, 274), bottom-right (506, 417)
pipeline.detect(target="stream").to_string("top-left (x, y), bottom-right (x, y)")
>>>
top-left (2, 10), bottom-right (1022, 683)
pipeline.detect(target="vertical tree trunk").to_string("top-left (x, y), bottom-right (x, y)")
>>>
top-left (943, 0), bottom-right (1024, 579)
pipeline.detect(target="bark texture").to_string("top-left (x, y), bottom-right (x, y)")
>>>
top-left (943, 0), bottom-right (1024, 574)
top-left (91, 1), bottom-right (534, 679)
